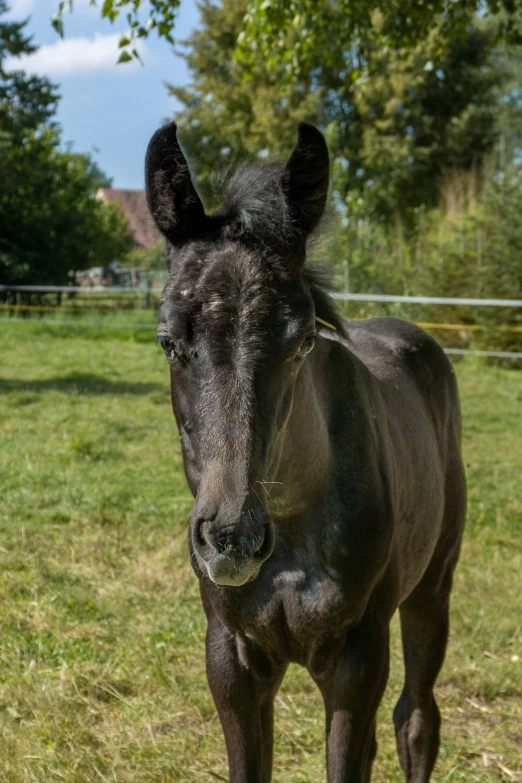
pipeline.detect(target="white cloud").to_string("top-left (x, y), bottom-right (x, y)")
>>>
top-left (4, 0), bottom-right (37, 15)
top-left (6, 0), bottom-right (96, 16)
top-left (5, 32), bottom-right (148, 76)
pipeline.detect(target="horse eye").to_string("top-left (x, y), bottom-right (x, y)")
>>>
top-left (297, 335), bottom-right (316, 358)
top-left (158, 335), bottom-right (175, 358)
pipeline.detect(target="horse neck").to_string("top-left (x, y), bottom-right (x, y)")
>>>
top-left (267, 351), bottom-right (333, 519)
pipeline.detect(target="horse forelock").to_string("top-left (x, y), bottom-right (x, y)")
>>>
top-left (163, 243), bottom-right (310, 367)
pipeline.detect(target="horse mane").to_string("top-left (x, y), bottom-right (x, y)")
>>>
top-left (304, 266), bottom-right (347, 337)
top-left (209, 160), bottom-right (347, 337)
top-left (213, 161), bottom-right (296, 251)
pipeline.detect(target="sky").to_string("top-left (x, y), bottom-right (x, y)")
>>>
top-left (4, 0), bottom-right (200, 188)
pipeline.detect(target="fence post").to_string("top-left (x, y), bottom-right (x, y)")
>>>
top-left (145, 274), bottom-right (152, 310)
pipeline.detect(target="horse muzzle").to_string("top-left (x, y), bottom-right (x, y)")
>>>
top-left (190, 505), bottom-right (275, 587)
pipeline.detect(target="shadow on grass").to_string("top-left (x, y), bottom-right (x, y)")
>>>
top-left (0, 372), bottom-right (165, 396)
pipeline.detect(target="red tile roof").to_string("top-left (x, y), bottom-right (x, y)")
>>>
top-left (98, 188), bottom-right (160, 249)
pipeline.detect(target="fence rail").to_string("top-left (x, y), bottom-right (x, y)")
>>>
top-left (0, 285), bottom-right (158, 293)
top-left (1, 285), bottom-right (522, 308)
top-left (331, 292), bottom-right (522, 307)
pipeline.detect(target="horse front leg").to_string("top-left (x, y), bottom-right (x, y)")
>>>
top-left (312, 620), bottom-right (390, 783)
top-left (205, 613), bottom-right (286, 783)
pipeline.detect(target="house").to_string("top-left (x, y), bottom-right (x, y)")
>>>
top-left (97, 188), bottom-right (160, 249)
top-left (73, 189), bottom-right (163, 288)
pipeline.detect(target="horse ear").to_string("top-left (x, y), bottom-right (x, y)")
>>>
top-left (145, 122), bottom-right (206, 244)
top-left (282, 123), bottom-right (329, 237)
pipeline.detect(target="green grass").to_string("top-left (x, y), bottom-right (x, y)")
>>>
top-left (0, 322), bottom-right (520, 782)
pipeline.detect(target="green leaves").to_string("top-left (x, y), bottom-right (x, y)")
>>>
top-left (52, 0), bottom-right (181, 64)
top-left (117, 49), bottom-right (133, 62)
top-left (50, 14), bottom-right (64, 38)
top-left (0, 3), bottom-right (132, 286)
top-left (101, 0), bottom-right (119, 23)
top-left (166, 0), bottom-right (508, 232)
top-left (49, 0), bottom-right (522, 69)
top-left (1, 4), bottom-right (59, 135)
top-left (165, 0), bottom-right (322, 207)
top-left (235, 0), bottom-right (522, 82)
top-left (0, 125), bottom-right (133, 286)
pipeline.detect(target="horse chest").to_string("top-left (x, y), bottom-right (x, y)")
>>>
top-left (213, 561), bottom-right (365, 665)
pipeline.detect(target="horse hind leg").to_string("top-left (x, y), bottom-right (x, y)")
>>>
top-left (395, 424), bottom-right (465, 783)
top-left (393, 555), bottom-right (459, 783)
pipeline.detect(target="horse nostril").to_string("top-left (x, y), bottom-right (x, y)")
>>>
top-left (252, 527), bottom-right (265, 555)
top-left (193, 502), bottom-right (219, 548)
top-left (198, 521), bottom-right (219, 552)
top-left (252, 523), bottom-right (274, 561)
top-left (194, 502), bottom-right (218, 525)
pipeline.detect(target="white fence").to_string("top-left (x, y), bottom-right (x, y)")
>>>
top-left (1, 285), bottom-right (521, 308)
top-left (332, 293), bottom-right (522, 307)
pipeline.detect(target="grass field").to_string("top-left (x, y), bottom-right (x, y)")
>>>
top-left (0, 320), bottom-right (521, 783)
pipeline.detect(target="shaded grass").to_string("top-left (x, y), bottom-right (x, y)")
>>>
top-left (0, 322), bottom-right (520, 782)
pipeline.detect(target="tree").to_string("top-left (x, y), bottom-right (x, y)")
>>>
top-left (0, 3), bottom-right (132, 285)
top-left (327, 20), bottom-right (505, 224)
top-left (1, 0), bottom-right (58, 135)
top-left (53, 0), bottom-right (522, 67)
top-left (0, 129), bottom-right (132, 285)
top-left (167, 0), bottom-right (320, 205)
top-left (416, 165), bottom-right (522, 355)
top-left (123, 239), bottom-right (165, 270)
top-left (166, 2), bottom-right (506, 227)
top-left (52, 0), bottom-right (181, 63)
top-left (237, 0), bottom-right (522, 79)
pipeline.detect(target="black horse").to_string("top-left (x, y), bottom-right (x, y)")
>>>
top-left (146, 122), bottom-right (466, 783)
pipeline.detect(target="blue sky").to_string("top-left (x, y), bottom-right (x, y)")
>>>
top-left (5, 0), bottom-right (200, 188)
